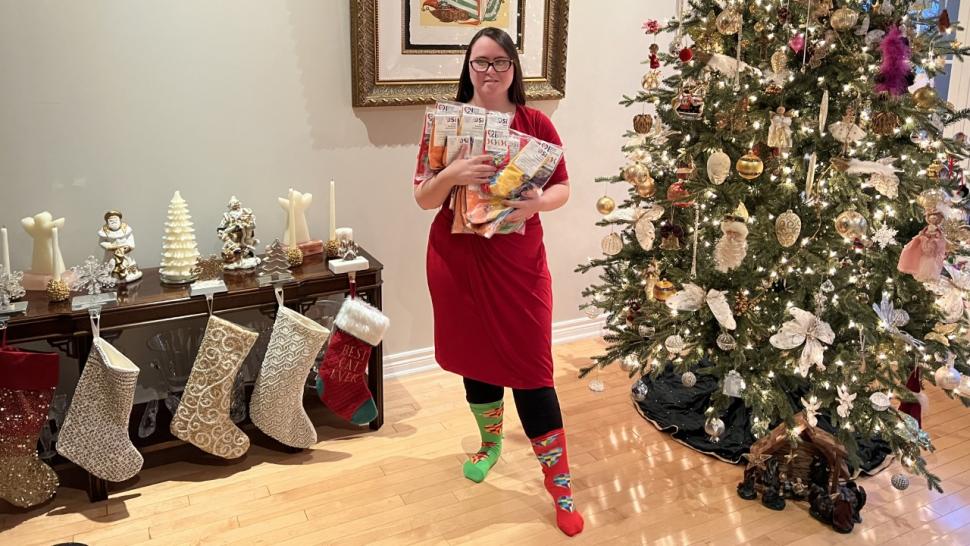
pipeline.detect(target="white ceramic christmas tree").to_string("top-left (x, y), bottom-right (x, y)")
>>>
top-left (159, 191), bottom-right (200, 284)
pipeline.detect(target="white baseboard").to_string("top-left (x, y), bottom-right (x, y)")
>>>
top-left (383, 314), bottom-right (606, 379)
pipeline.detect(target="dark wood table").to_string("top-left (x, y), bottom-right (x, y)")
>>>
top-left (2, 248), bottom-right (384, 503)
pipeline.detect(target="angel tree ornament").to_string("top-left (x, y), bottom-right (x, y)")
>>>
top-left (836, 385), bottom-right (856, 419)
top-left (218, 196), bottom-right (260, 271)
top-left (767, 107), bottom-right (793, 151)
top-left (851, 157), bottom-right (901, 198)
top-left (98, 211), bottom-right (142, 284)
top-left (829, 109), bottom-right (866, 156)
top-left (770, 307), bottom-right (835, 377)
top-left (801, 395), bottom-right (822, 427)
top-left (714, 203), bottom-right (749, 273)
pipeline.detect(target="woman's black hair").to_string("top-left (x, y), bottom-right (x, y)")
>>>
top-left (455, 27), bottom-right (526, 105)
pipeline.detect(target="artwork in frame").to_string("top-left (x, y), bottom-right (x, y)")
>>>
top-left (351, 0), bottom-right (569, 107)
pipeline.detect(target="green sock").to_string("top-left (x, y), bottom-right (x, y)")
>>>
top-left (463, 400), bottom-right (504, 483)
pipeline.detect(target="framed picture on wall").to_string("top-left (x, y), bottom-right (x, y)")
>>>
top-left (350, 0), bottom-right (569, 107)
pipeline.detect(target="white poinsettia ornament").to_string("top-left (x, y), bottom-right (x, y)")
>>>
top-left (836, 385), bottom-right (856, 419)
top-left (770, 307), bottom-right (835, 377)
top-left (666, 283), bottom-right (736, 330)
top-left (801, 395), bottom-right (822, 427)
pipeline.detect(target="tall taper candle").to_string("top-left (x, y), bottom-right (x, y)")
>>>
top-left (329, 180), bottom-right (336, 241)
top-left (51, 227), bottom-right (65, 278)
top-left (1, 226), bottom-right (10, 274)
top-left (288, 189), bottom-right (297, 246)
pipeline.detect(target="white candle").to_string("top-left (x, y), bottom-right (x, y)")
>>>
top-left (288, 189), bottom-right (297, 246)
top-left (329, 179), bottom-right (336, 241)
top-left (51, 227), bottom-right (65, 278)
top-left (1, 226), bottom-right (9, 274)
top-left (335, 227), bottom-right (353, 243)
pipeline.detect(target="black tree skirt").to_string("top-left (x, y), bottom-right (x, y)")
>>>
top-left (633, 364), bottom-right (893, 475)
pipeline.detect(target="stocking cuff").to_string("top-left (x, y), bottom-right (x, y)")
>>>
top-left (334, 297), bottom-right (389, 346)
top-left (0, 347), bottom-right (59, 390)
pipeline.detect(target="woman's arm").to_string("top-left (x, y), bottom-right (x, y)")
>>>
top-left (413, 171), bottom-right (456, 211)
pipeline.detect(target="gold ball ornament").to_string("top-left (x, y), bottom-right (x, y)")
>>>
top-left (775, 210), bottom-right (802, 248)
top-left (285, 246), bottom-right (304, 268)
top-left (623, 162), bottom-right (651, 185)
top-left (716, 8), bottom-right (742, 35)
top-left (325, 239), bottom-right (341, 258)
top-left (653, 280), bottom-right (677, 302)
top-left (636, 178), bottom-right (657, 198)
top-left (835, 210), bottom-right (868, 240)
top-left (596, 196), bottom-right (617, 215)
top-left (633, 113), bottom-right (654, 134)
top-left (46, 279), bottom-right (70, 303)
top-left (736, 152), bottom-right (764, 180)
top-left (913, 85), bottom-right (939, 109)
top-left (831, 7), bottom-right (859, 31)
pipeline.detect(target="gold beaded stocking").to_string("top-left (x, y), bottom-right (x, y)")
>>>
top-left (170, 315), bottom-right (258, 459)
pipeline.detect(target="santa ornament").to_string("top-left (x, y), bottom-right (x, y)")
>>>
top-left (714, 203), bottom-right (750, 273)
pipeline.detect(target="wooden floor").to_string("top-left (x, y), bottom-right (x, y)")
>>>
top-left (4, 338), bottom-right (970, 545)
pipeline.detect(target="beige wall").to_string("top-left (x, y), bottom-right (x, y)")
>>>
top-left (0, 0), bottom-right (672, 357)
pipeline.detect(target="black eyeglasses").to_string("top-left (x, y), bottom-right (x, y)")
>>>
top-left (469, 58), bottom-right (514, 73)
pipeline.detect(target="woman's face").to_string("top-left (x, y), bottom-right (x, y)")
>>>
top-left (468, 36), bottom-right (514, 100)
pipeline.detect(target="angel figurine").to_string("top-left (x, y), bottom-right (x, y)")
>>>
top-left (898, 212), bottom-right (948, 283)
top-left (767, 106), bottom-right (793, 152)
top-left (829, 109), bottom-right (866, 156)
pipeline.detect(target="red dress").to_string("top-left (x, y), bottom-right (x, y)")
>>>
top-left (421, 104), bottom-right (568, 389)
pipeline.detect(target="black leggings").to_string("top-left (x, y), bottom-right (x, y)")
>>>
top-left (463, 377), bottom-right (563, 439)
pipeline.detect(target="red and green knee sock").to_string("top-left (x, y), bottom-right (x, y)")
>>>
top-left (531, 428), bottom-right (584, 536)
top-left (463, 400), bottom-right (504, 482)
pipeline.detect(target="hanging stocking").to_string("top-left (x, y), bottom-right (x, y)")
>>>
top-left (170, 315), bottom-right (258, 459)
top-left (315, 296), bottom-right (389, 425)
top-left (251, 306), bottom-right (330, 449)
top-left (0, 344), bottom-right (60, 508)
top-left (898, 365), bottom-right (927, 427)
top-left (57, 337), bottom-right (143, 482)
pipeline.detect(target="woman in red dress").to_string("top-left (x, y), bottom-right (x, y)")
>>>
top-left (413, 28), bottom-right (583, 536)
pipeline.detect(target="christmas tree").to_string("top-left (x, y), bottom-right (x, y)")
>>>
top-left (160, 191), bottom-right (201, 284)
top-left (578, 1), bottom-right (970, 492)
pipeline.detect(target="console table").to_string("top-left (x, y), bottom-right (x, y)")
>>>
top-left (1, 248), bottom-right (384, 503)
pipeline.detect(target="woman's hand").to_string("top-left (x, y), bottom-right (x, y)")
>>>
top-left (438, 145), bottom-right (496, 187)
top-left (503, 189), bottom-right (544, 223)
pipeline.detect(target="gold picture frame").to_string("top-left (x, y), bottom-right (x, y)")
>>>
top-left (351, 0), bottom-right (569, 107)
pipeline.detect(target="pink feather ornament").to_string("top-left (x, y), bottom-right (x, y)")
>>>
top-left (875, 26), bottom-right (912, 97)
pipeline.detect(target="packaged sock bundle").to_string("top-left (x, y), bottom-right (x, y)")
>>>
top-left (414, 101), bottom-right (563, 238)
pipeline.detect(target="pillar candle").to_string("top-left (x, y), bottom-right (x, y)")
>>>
top-left (329, 179), bottom-right (336, 241)
top-left (1, 226), bottom-right (9, 273)
top-left (288, 189), bottom-right (297, 246)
